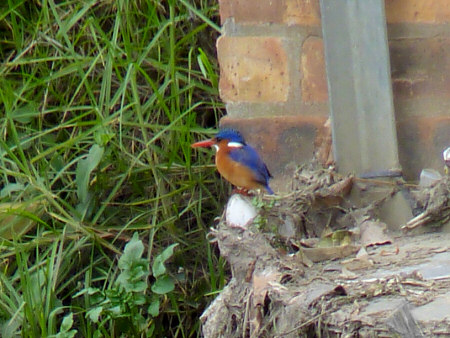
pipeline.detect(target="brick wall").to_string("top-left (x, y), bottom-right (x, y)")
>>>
top-left (216, 0), bottom-right (450, 188)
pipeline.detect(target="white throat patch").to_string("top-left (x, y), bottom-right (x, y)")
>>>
top-left (213, 144), bottom-right (219, 152)
top-left (228, 142), bottom-right (244, 148)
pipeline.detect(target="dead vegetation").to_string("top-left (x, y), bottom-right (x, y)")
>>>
top-left (404, 176), bottom-right (450, 230)
top-left (201, 165), bottom-right (450, 337)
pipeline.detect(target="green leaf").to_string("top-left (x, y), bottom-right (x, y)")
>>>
top-left (152, 243), bottom-right (178, 278)
top-left (0, 183), bottom-right (25, 198)
top-left (10, 103), bottom-right (39, 124)
top-left (75, 144), bottom-right (104, 204)
top-left (197, 47), bottom-right (218, 88)
top-left (109, 305), bottom-right (121, 316)
top-left (60, 313), bottom-right (74, 332)
top-left (115, 233), bottom-right (151, 294)
top-left (148, 299), bottom-right (160, 317)
top-left (132, 293), bottom-right (147, 306)
top-left (94, 127), bottom-right (115, 146)
top-left (147, 324), bottom-right (156, 337)
top-left (59, 331), bottom-right (77, 338)
top-left (118, 232), bottom-right (145, 270)
top-left (86, 306), bottom-right (103, 323)
top-left (116, 274), bottom-right (147, 293)
top-left (151, 275), bottom-right (175, 295)
top-left (0, 200), bottom-right (46, 239)
top-left (73, 287), bottom-right (101, 298)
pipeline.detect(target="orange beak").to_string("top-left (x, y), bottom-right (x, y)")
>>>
top-left (191, 139), bottom-right (216, 148)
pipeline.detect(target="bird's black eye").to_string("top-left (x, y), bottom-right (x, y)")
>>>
top-left (215, 137), bottom-right (222, 142)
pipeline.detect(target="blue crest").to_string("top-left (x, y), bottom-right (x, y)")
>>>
top-left (215, 129), bottom-right (246, 144)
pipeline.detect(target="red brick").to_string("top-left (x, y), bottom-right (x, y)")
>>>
top-left (433, 119), bottom-right (450, 153)
top-left (217, 36), bottom-right (289, 103)
top-left (283, 0), bottom-right (321, 26)
top-left (219, 0), bottom-right (282, 24)
top-left (386, 0), bottom-right (450, 24)
top-left (390, 38), bottom-right (450, 98)
top-left (397, 116), bottom-right (450, 180)
top-left (301, 37), bottom-right (328, 103)
top-left (397, 118), bottom-right (424, 180)
top-left (219, 0), bottom-right (320, 26)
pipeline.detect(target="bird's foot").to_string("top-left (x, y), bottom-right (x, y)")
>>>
top-left (232, 187), bottom-right (254, 196)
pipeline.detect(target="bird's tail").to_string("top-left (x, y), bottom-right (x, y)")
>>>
top-left (265, 185), bottom-right (274, 195)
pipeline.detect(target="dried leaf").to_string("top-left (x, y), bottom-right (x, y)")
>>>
top-left (356, 247), bottom-right (368, 259)
top-left (360, 220), bottom-right (393, 247)
top-left (341, 256), bottom-right (374, 271)
top-left (252, 269), bottom-right (281, 307)
top-left (245, 260), bottom-right (256, 283)
top-left (314, 194), bottom-right (344, 207)
top-left (299, 238), bottom-right (319, 248)
top-left (315, 118), bottom-right (333, 166)
top-left (379, 247), bottom-right (400, 256)
top-left (302, 245), bottom-right (360, 263)
top-left (328, 176), bottom-right (354, 197)
top-left (295, 248), bottom-right (314, 267)
top-left (319, 229), bottom-right (355, 247)
top-left (339, 267), bottom-right (357, 280)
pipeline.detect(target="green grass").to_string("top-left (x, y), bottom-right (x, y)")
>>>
top-left (0, 0), bottom-right (228, 336)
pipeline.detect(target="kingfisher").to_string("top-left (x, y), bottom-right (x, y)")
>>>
top-left (192, 128), bottom-right (274, 195)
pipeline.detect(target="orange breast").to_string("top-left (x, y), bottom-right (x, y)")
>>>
top-left (215, 143), bottom-right (263, 190)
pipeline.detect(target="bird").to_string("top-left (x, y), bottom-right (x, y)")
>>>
top-left (191, 128), bottom-right (274, 195)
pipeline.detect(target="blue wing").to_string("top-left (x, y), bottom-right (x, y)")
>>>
top-left (228, 145), bottom-right (272, 188)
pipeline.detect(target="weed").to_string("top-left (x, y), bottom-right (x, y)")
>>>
top-left (0, 0), bottom-right (227, 336)
top-left (74, 233), bottom-right (178, 336)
